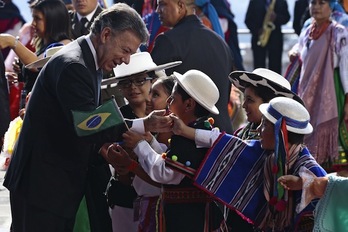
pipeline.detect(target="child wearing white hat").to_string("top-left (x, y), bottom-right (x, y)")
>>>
top-left (101, 69), bottom-right (225, 231)
top-left (102, 51), bottom-right (181, 232)
top-left (170, 96), bottom-right (327, 231)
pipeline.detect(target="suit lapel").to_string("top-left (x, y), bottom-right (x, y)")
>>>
top-left (77, 37), bottom-right (100, 106)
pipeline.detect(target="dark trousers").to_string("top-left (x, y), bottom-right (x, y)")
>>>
top-left (251, 32), bottom-right (284, 74)
top-left (10, 191), bottom-right (75, 232)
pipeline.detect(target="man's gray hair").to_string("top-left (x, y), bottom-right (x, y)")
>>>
top-left (90, 3), bottom-right (149, 45)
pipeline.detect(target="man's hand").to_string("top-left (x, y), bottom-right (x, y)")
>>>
top-left (144, 109), bottom-right (173, 132)
top-left (122, 130), bottom-right (146, 149)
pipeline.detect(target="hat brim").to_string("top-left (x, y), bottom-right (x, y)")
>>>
top-left (259, 103), bottom-right (313, 134)
top-left (25, 56), bottom-right (51, 69)
top-left (101, 61), bottom-right (182, 86)
top-left (229, 71), bottom-right (304, 105)
top-left (173, 72), bottom-right (219, 115)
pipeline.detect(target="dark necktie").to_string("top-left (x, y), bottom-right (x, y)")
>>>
top-left (80, 17), bottom-right (89, 35)
top-left (96, 69), bottom-right (103, 104)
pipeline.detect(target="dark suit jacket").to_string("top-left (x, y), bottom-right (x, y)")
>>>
top-left (0, 52), bottom-right (10, 138)
top-left (70, 6), bottom-right (103, 39)
top-left (4, 37), bottom-right (126, 218)
top-left (245, 0), bottom-right (290, 36)
top-left (151, 15), bottom-right (234, 134)
top-left (293, 0), bottom-right (310, 36)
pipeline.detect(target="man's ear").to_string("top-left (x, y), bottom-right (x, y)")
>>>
top-left (177, 0), bottom-right (186, 11)
top-left (100, 27), bottom-right (112, 44)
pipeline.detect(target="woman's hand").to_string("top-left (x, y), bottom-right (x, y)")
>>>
top-left (12, 57), bottom-right (22, 75)
top-left (288, 50), bottom-right (299, 63)
top-left (0, 34), bottom-right (16, 49)
top-left (5, 72), bottom-right (18, 85)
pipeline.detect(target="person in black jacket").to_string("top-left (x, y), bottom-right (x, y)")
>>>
top-left (245, 0), bottom-right (290, 74)
top-left (70, 0), bottom-right (103, 39)
top-left (151, 0), bottom-right (234, 134)
top-left (293, 0), bottom-right (310, 36)
top-left (211, 0), bottom-right (245, 71)
top-left (0, 50), bottom-right (11, 148)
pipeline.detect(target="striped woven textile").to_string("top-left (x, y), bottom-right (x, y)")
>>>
top-left (284, 56), bottom-right (302, 94)
top-left (194, 133), bottom-right (269, 225)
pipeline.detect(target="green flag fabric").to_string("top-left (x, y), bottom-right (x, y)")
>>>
top-left (72, 98), bottom-right (125, 137)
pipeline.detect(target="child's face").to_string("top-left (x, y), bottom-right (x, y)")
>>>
top-left (118, 74), bottom-right (152, 106)
top-left (242, 87), bottom-right (264, 124)
top-left (167, 87), bottom-right (186, 119)
top-left (150, 81), bottom-right (170, 110)
top-left (258, 116), bottom-right (275, 150)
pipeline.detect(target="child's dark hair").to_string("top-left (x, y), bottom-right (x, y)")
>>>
top-left (244, 84), bottom-right (277, 103)
top-left (157, 75), bottom-right (175, 96)
top-left (287, 131), bottom-right (304, 145)
top-left (176, 84), bottom-right (210, 118)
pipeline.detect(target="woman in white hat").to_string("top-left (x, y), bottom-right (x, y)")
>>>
top-left (230, 68), bottom-right (303, 141)
top-left (227, 68), bottom-right (305, 231)
top-left (102, 51), bottom-right (181, 232)
top-left (171, 97), bottom-right (326, 231)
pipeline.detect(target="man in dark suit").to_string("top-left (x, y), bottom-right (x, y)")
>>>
top-left (151, 0), bottom-right (234, 134)
top-left (71, 0), bottom-right (126, 109)
top-left (3, 4), bottom-right (172, 231)
top-left (0, 51), bottom-right (11, 147)
top-left (245, 0), bottom-right (290, 74)
top-left (70, 0), bottom-right (103, 39)
top-left (293, 0), bottom-right (310, 36)
top-left (69, 2), bottom-right (120, 231)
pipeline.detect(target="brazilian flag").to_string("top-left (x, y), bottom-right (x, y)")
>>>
top-left (72, 98), bottom-right (125, 136)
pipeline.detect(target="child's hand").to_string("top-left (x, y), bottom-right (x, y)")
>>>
top-left (123, 130), bottom-right (145, 149)
top-left (170, 114), bottom-right (186, 135)
top-left (170, 114), bottom-right (195, 140)
top-left (100, 143), bottom-right (132, 169)
top-left (278, 175), bottom-right (303, 191)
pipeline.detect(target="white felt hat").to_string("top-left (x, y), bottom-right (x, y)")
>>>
top-left (101, 52), bottom-right (182, 86)
top-left (229, 68), bottom-right (303, 103)
top-left (26, 46), bottom-right (64, 69)
top-left (173, 70), bottom-right (219, 115)
top-left (259, 97), bottom-right (313, 134)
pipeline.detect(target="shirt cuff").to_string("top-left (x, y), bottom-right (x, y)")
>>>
top-left (195, 128), bottom-right (220, 148)
top-left (130, 118), bottom-right (145, 134)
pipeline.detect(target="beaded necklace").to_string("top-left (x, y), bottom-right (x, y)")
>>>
top-left (309, 20), bottom-right (331, 40)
